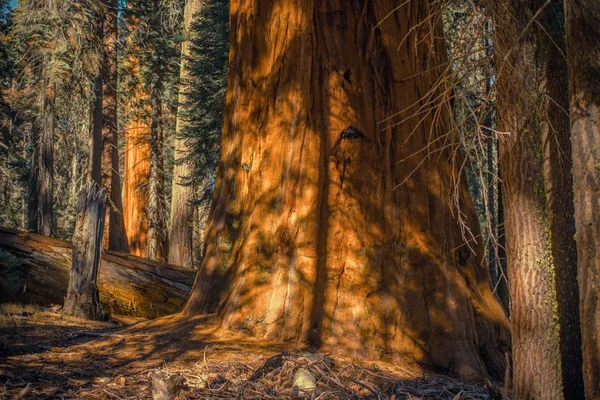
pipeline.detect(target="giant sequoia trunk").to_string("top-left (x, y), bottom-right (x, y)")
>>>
top-left (101, 0), bottom-right (129, 252)
top-left (123, 36), bottom-right (150, 257)
top-left (123, 113), bottom-right (150, 257)
top-left (565, 1), bottom-right (600, 398)
top-left (185, 0), bottom-right (508, 379)
top-left (168, 0), bottom-right (203, 268)
top-left (493, 1), bottom-right (583, 398)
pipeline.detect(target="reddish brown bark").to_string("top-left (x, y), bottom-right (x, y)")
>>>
top-left (565, 1), bottom-right (600, 398)
top-left (123, 113), bottom-right (150, 258)
top-left (185, 0), bottom-right (508, 379)
top-left (123, 15), bottom-right (150, 258)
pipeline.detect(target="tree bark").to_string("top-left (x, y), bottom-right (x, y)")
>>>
top-left (26, 125), bottom-right (39, 232)
top-left (185, 0), bottom-right (509, 379)
top-left (0, 226), bottom-right (195, 318)
top-left (38, 83), bottom-right (54, 236)
top-left (492, 0), bottom-right (583, 398)
top-left (168, 0), bottom-right (203, 268)
top-left (90, 69), bottom-right (103, 185)
top-left (123, 32), bottom-right (150, 257)
top-left (100, 0), bottom-right (129, 253)
top-left (147, 94), bottom-right (168, 262)
top-left (565, 1), bottom-right (600, 398)
top-left (63, 184), bottom-right (107, 320)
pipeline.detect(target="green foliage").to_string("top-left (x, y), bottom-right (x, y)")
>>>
top-left (180, 0), bottom-right (229, 203)
top-left (0, 0), bottom-right (104, 237)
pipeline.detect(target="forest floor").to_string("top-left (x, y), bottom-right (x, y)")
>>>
top-left (0, 304), bottom-right (506, 400)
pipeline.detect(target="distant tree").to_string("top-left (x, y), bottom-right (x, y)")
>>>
top-left (168, 0), bottom-right (202, 268)
top-left (564, 0), bottom-right (600, 398)
top-left (97, 0), bottom-right (129, 252)
top-left (122, 0), bottom-right (181, 261)
top-left (10, 0), bottom-right (100, 238)
top-left (0, 0), bottom-right (24, 230)
top-left (169, 0), bottom-right (228, 267)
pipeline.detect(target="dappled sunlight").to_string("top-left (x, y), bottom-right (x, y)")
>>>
top-left (183, 0), bottom-right (509, 381)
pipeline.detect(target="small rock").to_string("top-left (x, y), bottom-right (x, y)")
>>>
top-left (293, 368), bottom-right (316, 391)
top-left (114, 376), bottom-right (126, 387)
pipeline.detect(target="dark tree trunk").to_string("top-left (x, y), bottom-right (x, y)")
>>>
top-left (540, 3), bottom-right (584, 398)
top-left (100, 0), bottom-right (129, 253)
top-left (185, 0), bottom-right (509, 380)
top-left (26, 125), bottom-right (39, 232)
top-left (63, 184), bottom-right (107, 320)
top-left (492, 0), bottom-right (584, 398)
top-left (90, 71), bottom-right (103, 185)
top-left (146, 95), bottom-right (168, 262)
top-left (496, 168), bottom-right (509, 313)
top-left (39, 85), bottom-right (54, 236)
top-left (565, 1), bottom-right (600, 397)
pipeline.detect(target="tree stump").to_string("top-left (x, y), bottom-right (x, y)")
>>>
top-left (63, 183), bottom-right (107, 320)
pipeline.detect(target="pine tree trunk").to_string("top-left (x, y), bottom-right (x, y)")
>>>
top-left (565, 1), bottom-right (600, 398)
top-left (496, 169), bottom-right (509, 313)
top-left (168, 0), bottom-right (203, 268)
top-left (26, 125), bottom-right (39, 232)
top-left (100, 0), bottom-right (129, 252)
top-left (147, 95), bottom-right (168, 262)
top-left (90, 72), bottom-right (103, 185)
top-left (185, 0), bottom-right (508, 379)
top-left (63, 184), bottom-right (107, 320)
top-left (38, 84), bottom-right (54, 236)
top-left (493, 1), bottom-right (583, 398)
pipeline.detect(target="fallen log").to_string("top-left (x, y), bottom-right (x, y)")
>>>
top-left (0, 226), bottom-right (196, 318)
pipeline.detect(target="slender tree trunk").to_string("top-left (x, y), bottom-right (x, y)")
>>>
top-left (185, 0), bottom-right (509, 379)
top-left (63, 183), bottom-right (107, 320)
top-left (100, 0), bottom-right (129, 252)
top-left (496, 167), bottom-right (509, 313)
top-left (90, 71), bottom-right (103, 185)
top-left (540, 3), bottom-right (584, 398)
top-left (39, 83), bottom-right (54, 236)
top-left (168, 0), bottom-right (203, 268)
top-left (493, 1), bottom-right (583, 398)
top-left (565, 1), bottom-right (600, 398)
top-left (146, 94), bottom-right (168, 262)
top-left (26, 124), bottom-right (39, 232)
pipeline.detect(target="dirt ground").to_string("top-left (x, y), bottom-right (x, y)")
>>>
top-left (0, 305), bottom-right (506, 399)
